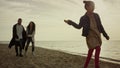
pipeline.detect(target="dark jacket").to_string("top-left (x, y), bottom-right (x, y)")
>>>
top-left (8, 24), bottom-right (26, 49)
top-left (68, 13), bottom-right (109, 39)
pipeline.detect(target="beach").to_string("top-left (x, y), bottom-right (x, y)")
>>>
top-left (0, 44), bottom-right (120, 68)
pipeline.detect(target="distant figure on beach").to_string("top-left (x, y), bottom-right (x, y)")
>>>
top-left (24, 21), bottom-right (36, 56)
top-left (9, 18), bottom-right (26, 57)
top-left (64, 1), bottom-right (109, 68)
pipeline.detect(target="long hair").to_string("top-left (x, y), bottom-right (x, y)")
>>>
top-left (27, 21), bottom-right (35, 33)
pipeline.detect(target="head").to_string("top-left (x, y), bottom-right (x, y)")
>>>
top-left (27, 21), bottom-right (35, 31)
top-left (83, 1), bottom-right (95, 13)
top-left (17, 18), bottom-right (22, 25)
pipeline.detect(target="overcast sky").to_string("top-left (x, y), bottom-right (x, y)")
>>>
top-left (0, 0), bottom-right (120, 41)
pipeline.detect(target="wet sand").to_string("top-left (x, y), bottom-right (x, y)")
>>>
top-left (0, 44), bottom-right (120, 68)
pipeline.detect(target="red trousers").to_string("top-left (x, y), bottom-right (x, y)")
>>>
top-left (84, 46), bottom-right (101, 68)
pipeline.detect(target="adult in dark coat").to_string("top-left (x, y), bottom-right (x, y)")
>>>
top-left (9, 18), bottom-right (26, 57)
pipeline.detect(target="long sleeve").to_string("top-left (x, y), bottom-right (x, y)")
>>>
top-left (97, 14), bottom-right (109, 39)
top-left (68, 18), bottom-right (84, 29)
top-left (13, 24), bottom-right (18, 39)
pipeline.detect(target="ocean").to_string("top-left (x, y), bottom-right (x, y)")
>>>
top-left (1, 40), bottom-right (120, 64)
top-left (36, 41), bottom-right (120, 64)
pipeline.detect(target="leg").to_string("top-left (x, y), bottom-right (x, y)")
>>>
top-left (31, 41), bottom-right (35, 55)
top-left (32, 41), bottom-right (35, 52)
top-left (19, 45), bottom-right (23, 57)
top-left (84, 48), bottom-right (94, 68)
top-left (25, 39), bottom-right (30, 52)
top-left (19, 39), bottom-right (23, 57)
top-left (15, 41), bottom-right (20, 56)
top-left (95, 46), bottom-right (101, 68)
top-left (30, 38), bottom-right (35, 55)
top-left (15, 45), bottom-right (18, 56)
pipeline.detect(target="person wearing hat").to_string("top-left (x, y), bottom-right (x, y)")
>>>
top-left (64, 1), bottom-right (109, 68)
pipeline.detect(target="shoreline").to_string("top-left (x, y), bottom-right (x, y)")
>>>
top-left (39, 47), bottom-right (120, 65)
top-left (0, 44), bottom-right (120, 68)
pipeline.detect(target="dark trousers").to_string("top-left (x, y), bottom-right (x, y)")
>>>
top-left (15, 39), bottom-right (23, 55)
top-left (25, 37), bottom-right (34, 52)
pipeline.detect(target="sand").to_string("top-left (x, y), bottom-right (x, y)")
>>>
top-left (0, 44), bottom-right (120, 68)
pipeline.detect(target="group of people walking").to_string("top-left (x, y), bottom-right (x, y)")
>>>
top-left (9, 18), bottom-right (36, 57)
top-left (8, 1), bottom-right (110, 68)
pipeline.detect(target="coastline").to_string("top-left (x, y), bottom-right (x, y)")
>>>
top-left (0, 44), bottom-right (120, 68)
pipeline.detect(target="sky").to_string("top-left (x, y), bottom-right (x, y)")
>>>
top-left (0, 0), bottom-right (120, 41)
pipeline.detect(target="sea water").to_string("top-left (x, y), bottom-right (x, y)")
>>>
top-left (36, 40), bottom-right (120, 64)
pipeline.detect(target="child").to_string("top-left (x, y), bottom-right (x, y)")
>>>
top-left (64, 1), bottom-right (109, 68)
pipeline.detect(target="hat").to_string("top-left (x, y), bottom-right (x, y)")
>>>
top-left (83, 0), bottom-right (94, 6)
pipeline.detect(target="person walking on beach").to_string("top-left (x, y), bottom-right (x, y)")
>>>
top-left (64, 1), bottom-right (109, 68)
top-left (9, 18), bottom-right (26, 57)
top-left (24, 21), bottom-right (36, 56)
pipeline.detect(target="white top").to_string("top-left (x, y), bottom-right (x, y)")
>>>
top-left (16, 24), bottom-right (23, 40)
top-left (26, 29), bottom-right (35, 41)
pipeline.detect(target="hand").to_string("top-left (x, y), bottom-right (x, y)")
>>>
top-left (106, 36), bottom-right (110, 40)
top-left (64, 19), bottom-right (73, 25)
top-left (64, 19), bottom-right (69, 23)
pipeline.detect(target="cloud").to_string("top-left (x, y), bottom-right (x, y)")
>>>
top-left (0, 0), bottom-right (61, 15)
top-left (103, 0), bottom-right (120, 3)
top-left (0, 0), bottom-right (83, 15)
top-left (103, 0), bottom-right (120, 6)
top-left (65, 0), bottom-right (80, 6)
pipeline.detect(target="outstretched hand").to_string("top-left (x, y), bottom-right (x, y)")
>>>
top-left (64, 19), bottom-right (69, 23)
top-left (64, 19), bottom-right (73, 25)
